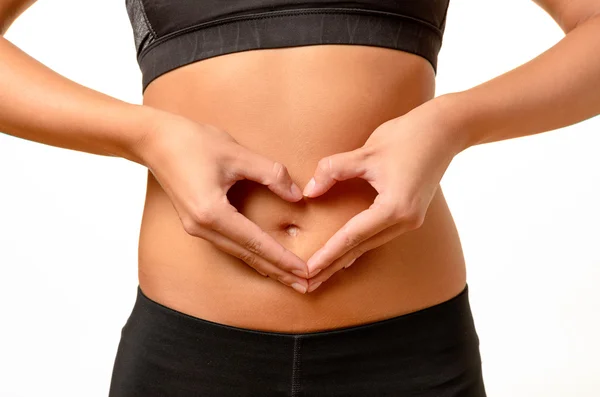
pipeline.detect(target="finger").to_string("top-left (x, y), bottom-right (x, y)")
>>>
top-left (194, 225), bottom-right (309, 292)
top-left (229, 146), bottom-right (303, 202)
top-left (303, 147), bottom-right (370, 198)
top-left (209, 202), bottom-right (309, 277)
top-left (306, 253), bottom-right (352, 293)
top-left (306, 196), bottom-right (396, 276)
top-left (306, 222), bottom-right (408, 292)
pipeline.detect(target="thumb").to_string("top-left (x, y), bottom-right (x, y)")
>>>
top-left (231, 146), bottom-right (303, 202)
top-left (303, 148), bottom-right (369, 198)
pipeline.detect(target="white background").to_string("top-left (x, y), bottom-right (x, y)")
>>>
top-left (1, 1), bottom-right (599, 396)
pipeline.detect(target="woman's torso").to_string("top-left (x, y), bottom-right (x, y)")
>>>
top-left (137, 44), bottom-right (467, 333)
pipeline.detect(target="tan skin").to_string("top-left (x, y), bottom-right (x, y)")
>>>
top-left (1, 0), bottom-right (599, 333)
top-left (139, 47), bottom-right (467, 331)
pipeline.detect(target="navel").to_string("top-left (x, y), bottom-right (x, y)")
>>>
top-left (283, 224), bottom-right (300, 237)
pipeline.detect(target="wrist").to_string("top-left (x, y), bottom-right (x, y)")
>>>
top-left (423, 92), bottom-right (475, 155)
top-left (124, 104), bottom-right (179, 169)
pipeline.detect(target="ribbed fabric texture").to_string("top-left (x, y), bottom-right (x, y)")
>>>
top-left (124, 0), bottom-right (450, 93)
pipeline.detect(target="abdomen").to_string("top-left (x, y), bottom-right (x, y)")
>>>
top-left (136, 45), bottom-right (467, 333)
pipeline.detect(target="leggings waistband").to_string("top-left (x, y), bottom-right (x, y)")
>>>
top-left (109, 283), bottom-right (486, 397)
top-left (133, 282), bottom-right (477, 344)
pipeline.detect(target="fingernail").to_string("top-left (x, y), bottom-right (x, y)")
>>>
top-left (307, 282), bottom-right (322, 293)
top-left (290, 184), bottom-right (302, 198)
top-left (345, 258), bottom-right (357, 268)
top-left (303, 178), bottom-right (316, 197)
top-left (292, 282), bottom-right (307, 294)
top-left (292, 269), bottom-right (307, 278)
top-left (308, 268), bottom-right (322, 278)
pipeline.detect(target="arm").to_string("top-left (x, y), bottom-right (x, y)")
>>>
top-left (299, 0), bottom-right (600, 284)
top-left (0, 1), bottom-right (312, 289)
top-left (435, 0), bottom-right (600, 152)
top-left (0, 0), bottom-right (163, 165)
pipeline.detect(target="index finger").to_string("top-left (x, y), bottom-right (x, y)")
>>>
top-left (306, 200), bottom-right (396, 276)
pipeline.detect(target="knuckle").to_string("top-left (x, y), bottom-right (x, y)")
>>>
top-left (343, 229), bottom-right (364, 249)
top-left (391, 205), bottom-right (409, 222)
top-left (392, 202), bottom-right (423, 229)
top-left (380, 204), bottom-right (400, 223)
top-left (192, 205), bottom-right (216, 227)
top-left (223, 147), bottom-right (242, 172)
top-left (405, 212), bottom-right (425, 230)
top-left (244, 235), bottom-right (264, 255)
top-left (361, 144), bottom-right (378, 160)
top-left (392, 208), bottom-right (409, 223)
top-left (374, 197), bottom-right (400, 223)
top-left (389, 197), bottom-right (412, 222)
top-left (276, 274), bottom-right (294, 286)
top-left (238, 250), bottom-right (260, 267)
top-left (182, 203), bottom-right (217, 235)
top-left (181, 217), bottom-right (200, 236)
top-left (316, 157), bottom-right (332, 175)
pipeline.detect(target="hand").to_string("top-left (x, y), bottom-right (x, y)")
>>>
top-left (139, 111), bottom-right (310, 294)
top-left (301, 98), bottom-right (464, 292)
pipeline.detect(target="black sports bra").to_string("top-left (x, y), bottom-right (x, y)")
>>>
top-left (125, 0), bottom-right (450, 93)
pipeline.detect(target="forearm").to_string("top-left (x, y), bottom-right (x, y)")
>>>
top-left (0, 35), bottom-right (164, 166)
top-left (437, 14), bottom-right (600, 152)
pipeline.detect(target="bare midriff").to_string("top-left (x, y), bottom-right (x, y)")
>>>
top-left (138, 45), bottom-right (467, 333)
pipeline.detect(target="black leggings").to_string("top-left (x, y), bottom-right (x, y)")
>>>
top-left (108, 284), bottom-right (487, 396)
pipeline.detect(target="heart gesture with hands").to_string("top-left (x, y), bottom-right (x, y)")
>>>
top-left (140, 97), bottom-right (463, 295)
top-left (300, 98), bottom-right (465, 293)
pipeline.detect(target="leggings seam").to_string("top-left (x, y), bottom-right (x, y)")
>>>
top-left (291, 335), bottom-right (302, 396)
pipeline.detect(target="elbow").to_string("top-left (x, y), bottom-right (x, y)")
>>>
top-left (0, 20), bottom-right (9, 36)
top-left (0, 18), bottom-right (17, 37)
top-left (533, 0), bottom-right (600, 35)
top-left (0, 0), bottom-right (39, 37)
top-left (562, 10), bottom-right (600, 34)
